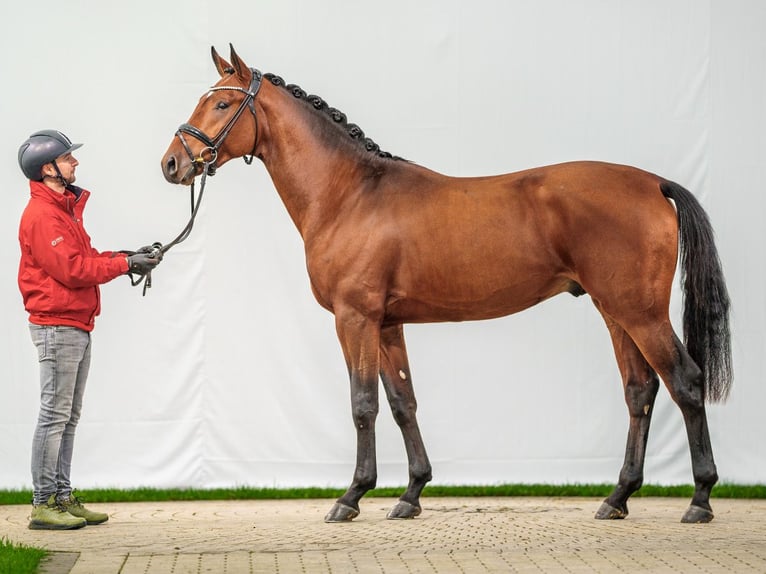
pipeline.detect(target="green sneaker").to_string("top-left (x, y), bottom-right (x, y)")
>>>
top-left (58, 493), bottom-right (109, 525)
top-left (29, 495), bottom-right (87, 530)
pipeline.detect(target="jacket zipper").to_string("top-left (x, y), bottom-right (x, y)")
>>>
top-left (71, 192), bottom-right (100, 327)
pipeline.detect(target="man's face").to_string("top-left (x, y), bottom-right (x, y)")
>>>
top-left (48, 152), bottom-right (78, 184)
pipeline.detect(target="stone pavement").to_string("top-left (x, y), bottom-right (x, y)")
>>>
top-left (2, 496), bottom-right (765, 573)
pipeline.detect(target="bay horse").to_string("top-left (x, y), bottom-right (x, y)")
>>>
top-left (161, 45), bottom-right (731, 524)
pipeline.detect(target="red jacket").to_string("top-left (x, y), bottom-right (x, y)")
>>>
top-left (18, 181), bottom-right (129, 332)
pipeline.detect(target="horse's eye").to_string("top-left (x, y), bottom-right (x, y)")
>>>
top-left (215, 101), bottom-right (229, 110)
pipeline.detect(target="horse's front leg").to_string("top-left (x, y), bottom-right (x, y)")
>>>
top-left (379, 324), bottom-right (432, 519)
top-left (324, 309), bottom-right (382, 523)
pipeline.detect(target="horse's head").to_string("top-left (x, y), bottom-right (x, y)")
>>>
top-left (161, 44), bottom-right (262, 185)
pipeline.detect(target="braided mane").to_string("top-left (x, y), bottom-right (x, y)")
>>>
top-left (264, 73), bottom-right (403, 161)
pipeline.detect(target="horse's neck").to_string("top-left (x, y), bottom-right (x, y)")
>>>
top-left (258, 94), bottom-right (359, 239)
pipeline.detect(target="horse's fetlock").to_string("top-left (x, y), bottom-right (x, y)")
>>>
top-left (355, 476), bottom-right (377, 493)
top-left (409, 461), bottom-right (432, 483)
top-left (696, 467), bottom-right (718, 489)
top-left (617, 472), bottom-right (643, 495)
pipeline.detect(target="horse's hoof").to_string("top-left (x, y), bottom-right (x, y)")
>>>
top-left (594, 501), bottom-right (628, 520)
top-left (386, 500), bottom-right (422, 520)
top-left (681, 505), bottom-right (714, 523)
top-left (324, 502), bottom-right (359, 523)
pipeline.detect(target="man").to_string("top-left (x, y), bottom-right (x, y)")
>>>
top-left (17, 129), bottom-right (161, 530)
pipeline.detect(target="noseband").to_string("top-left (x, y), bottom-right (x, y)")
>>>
top-left (175, 67), bottom-right (263, 176)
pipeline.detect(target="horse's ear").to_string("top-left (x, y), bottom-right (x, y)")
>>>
top-left (228, 43), bottom-right (250, 83)
top-left (211, 46), bottom-right (233, 77)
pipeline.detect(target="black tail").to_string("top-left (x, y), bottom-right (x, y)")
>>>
top-left (661, 180), bottom-right (732, 403)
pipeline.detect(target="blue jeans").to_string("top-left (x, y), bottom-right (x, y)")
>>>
top-left (29, 325), bottom-right (91, 506)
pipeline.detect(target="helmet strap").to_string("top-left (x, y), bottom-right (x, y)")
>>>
top-left (44, 160), bottom-right (70, 187)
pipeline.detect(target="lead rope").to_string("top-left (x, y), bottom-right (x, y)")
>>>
top-left (129, 161), bottom-right (211, 296)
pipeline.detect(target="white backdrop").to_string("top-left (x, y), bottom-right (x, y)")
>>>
top-left (1, 0), bottom-right (764, 490)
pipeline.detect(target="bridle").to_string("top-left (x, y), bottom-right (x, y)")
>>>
top-left (131, 67), bottom-right (263, 296)
top-left (175, 67), bottom-right (263, 176)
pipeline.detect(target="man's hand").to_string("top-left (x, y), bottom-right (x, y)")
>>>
top-left (136, 243), bottom-right (164, 260)
top-left (127, 253), bottom-right (161, 275)
top-left (118, 243), bottom-right (163, 259)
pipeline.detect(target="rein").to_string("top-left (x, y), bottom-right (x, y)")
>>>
top-left (131, 68), bottom-right (263, 296)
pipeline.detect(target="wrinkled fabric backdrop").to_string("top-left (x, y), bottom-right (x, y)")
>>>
top-left (1, 0), bottom-right (763, 490)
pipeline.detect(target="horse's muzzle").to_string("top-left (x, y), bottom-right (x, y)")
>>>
top-left (161, 152), bottom-right (196, 185)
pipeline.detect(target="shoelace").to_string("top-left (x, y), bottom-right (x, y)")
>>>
top-left (56, 492), bottom-right (84, 510)
top-left (48, 499), bottom-right (70, 513)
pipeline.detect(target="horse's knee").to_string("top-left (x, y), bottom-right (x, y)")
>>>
top-left (351, 408), bottom-right (378, 431)
top-left (382, 377), bottom-right (420, 427)
top-left (350, 389), bottom-right (379, 430)
top-left (389, 398), bottom-right (417, 427)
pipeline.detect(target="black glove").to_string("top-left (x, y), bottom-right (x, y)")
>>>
top-left (136, 242), bottom-right (164, 261)
top-left (127, 253), bottom-right (161, 275)
top-left (120, 242), bottom-right (164, 259)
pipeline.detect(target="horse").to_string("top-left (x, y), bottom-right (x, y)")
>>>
top-left (161, 44), bottom-right (731, 524)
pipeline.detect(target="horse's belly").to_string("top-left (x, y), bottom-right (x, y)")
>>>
top-left (383, 276), bottom-right (574, 324)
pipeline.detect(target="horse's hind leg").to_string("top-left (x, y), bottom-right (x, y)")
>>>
top-left (608, 318), bottom-right (719, 523)
top-left (379, 324), bottom-right (432, 519)
top-left (595, 311), bottom-right (660, 520)
top-left (656, 332), bottom-right (719, 523)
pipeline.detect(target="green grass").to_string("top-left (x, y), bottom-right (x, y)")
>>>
top-left (0, 483), bottom-right (763, 505)
top-left (0, 537), bottom-right (46, 574)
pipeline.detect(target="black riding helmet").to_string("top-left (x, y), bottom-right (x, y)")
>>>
top-left (18, 130), bottom-right (83, 181)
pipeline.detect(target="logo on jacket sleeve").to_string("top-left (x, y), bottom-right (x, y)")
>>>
top-left (51, 236), bottom-right (64, 246)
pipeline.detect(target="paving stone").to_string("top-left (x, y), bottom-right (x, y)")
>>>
top-left (2, 497), bottom-right (764, 573)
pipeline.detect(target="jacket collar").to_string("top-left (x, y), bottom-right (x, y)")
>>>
top-left (29, 180), bottom-right (90, 213)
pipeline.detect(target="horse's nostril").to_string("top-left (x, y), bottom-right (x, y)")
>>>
top-left (161, 155), bottom-right (181, 184)
top-left (164, 156), bottom-right (177, 177)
